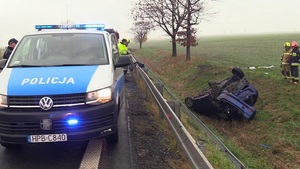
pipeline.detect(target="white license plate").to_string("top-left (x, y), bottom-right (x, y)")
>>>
top-left (27, 133), bottom-right (68, 143)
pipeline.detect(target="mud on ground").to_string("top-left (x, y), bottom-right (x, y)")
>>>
top-left (125, 71), bottom-right (189, 169)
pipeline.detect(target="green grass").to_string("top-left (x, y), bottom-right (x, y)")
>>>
top-left (131, 33), bottom-right (300, 169)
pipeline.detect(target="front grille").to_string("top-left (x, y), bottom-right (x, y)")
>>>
top-left (0, 121), bottom-right (40, 133)
top-left (8, 93), bottom-right (86, 107)
top-left (0, 112), bottom-right (114, 134)
top-left (54, 112), bottom-right (114, 132)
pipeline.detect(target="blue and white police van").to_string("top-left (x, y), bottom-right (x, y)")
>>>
top-left (0, 24), bottom-right (131, 148)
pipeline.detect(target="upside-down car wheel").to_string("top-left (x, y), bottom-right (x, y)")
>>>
top-left (231, 67), bottom-right (244, 78)
top-left (185, 97), bottom-right (194, 108)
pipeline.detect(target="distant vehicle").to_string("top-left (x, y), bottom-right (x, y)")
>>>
top-left (0, 24), bottom-right (131, 148)
top-left (185, 67), bottom-right (258, 121)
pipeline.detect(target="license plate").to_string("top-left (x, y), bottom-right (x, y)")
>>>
top-left (27, 133), bottom-right (67, 143)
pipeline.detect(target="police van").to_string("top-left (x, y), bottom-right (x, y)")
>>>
top-left (0, 24), bottom-right (131, 148)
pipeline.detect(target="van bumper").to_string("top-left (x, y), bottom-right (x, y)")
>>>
top-left (0, 101), bottom-right (118, 144)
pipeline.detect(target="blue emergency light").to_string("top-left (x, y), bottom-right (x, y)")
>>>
top-left (35, 25), bottom-right (59, 29)
top-left (35, 24), bottom-right (105, 31)
top-left (67, 119), bottom-right (79, 125)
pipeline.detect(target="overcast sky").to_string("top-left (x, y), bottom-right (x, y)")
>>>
top-left (0, 0), bottom-right (300, 47)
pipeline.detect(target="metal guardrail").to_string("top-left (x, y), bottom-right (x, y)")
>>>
top-left (130, 57), bottom-right (247, 169)
top-left (145, 68), bottom-right (248, 169)
top-left (131, 60), bottom-right (213, 169)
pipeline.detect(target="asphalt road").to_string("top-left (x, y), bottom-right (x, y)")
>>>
top-left (0, 85), bottom-right (135, 169)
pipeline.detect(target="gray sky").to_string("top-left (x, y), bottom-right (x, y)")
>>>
top-left (1, 0), bottom-right (300, 47)
top-left (202, 0), bottom-right (300, 35)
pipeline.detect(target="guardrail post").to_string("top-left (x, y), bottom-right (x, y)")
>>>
top-left (130, 63), bottom-right (137, 78)
top-left (155, 82), bottom-right (164, 95)
top-left (144, 67), bottom-right (149, 74)
top-left (138, 67), bottom-right (143, 79)
top-left (155, 82), bottom-right (164, 119)
top-left (132, 65), bottom-right (140, 80)
top-left (167, 100), bottom-right (181, 120)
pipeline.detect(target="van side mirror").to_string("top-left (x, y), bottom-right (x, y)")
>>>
top-left (115, 55), bottom-right (131, 68)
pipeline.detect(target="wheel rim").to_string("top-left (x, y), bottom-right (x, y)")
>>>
top-left (185, 98), bottom-right (194, 108)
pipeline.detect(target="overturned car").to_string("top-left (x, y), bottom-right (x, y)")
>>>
top-left (185, 67), bottom-right (258, 121)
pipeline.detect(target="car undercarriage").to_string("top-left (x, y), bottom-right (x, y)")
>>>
top-left (185, 67), bottom-right (258, 121)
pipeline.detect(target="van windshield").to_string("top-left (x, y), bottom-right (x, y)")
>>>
top-left (8, 33), bottom-right (109, 67)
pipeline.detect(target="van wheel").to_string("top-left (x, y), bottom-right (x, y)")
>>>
top-left (106, 129), bottom-right (118, 145)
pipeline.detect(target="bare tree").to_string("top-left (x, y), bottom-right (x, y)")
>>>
top-left (177, 0), bottom-right (215, 60)
top-left (130, 21), bottom-right (153, 49)
top-left (132, 0), bottom-right (187, 57)
top-left (131, 10), bottom-right (154, 49)
top-left (132, 0), bottom-right (216, 60)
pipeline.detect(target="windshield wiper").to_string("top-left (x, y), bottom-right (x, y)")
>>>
top-left (9, 63), bottom-right (96, 68)
top-left (8, 64), bottom-right (45, 68)
top-left (54, 64), bottom-right (92, 66)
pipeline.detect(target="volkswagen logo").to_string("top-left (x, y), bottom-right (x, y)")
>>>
top-left (39, 97), bottom-right (54, 110)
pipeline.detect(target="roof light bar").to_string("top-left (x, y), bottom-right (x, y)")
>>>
top-left (35, 25), bottom-right (59, 30)
top-left (35, 24), bottom-right (105, 31)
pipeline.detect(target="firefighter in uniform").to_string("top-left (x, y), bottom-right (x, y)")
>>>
top-left (281, 42), bottom-right (292, 80)
top-left (290, 41), bottom-right (300, 84)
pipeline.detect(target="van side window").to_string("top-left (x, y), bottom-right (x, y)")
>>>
top-left (111, 34), bottom-right (119, 64)
top-left (12, 38), bottom-right (32, 62)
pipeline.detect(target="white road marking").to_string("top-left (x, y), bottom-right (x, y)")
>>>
top-left (79, 139), bottom-right (104, 169)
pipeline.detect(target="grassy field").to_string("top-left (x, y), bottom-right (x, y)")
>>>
top-left (130, 33), bottom-right (300, 169)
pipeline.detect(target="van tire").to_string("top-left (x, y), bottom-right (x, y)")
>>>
top-left (106, 129), bottom-right (118, 145)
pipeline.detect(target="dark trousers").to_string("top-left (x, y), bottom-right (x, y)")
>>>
top-left (291, 66), bottom-right (299, 82)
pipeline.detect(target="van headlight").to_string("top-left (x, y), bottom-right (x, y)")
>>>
top-left (86, 88), bottom-right (112, 104)
top-left (0, 95), bottom-right (8, 108)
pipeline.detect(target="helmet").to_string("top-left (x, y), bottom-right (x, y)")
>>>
top-left (284, 42), bottom-right (290, 47)
top-left (126, 38), bottom-right (130, 43)
top-left (291, 41), bottom-right (298, 48)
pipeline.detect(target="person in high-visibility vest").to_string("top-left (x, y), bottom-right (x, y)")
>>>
top-left (118, 38), bottom-right (131, 79)
top-left (281, 42), bottom-right (292, 80)
top-left (118, 38), bottom-right (129, 55)
top-left (290, 41), bottom-right (300, 84)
